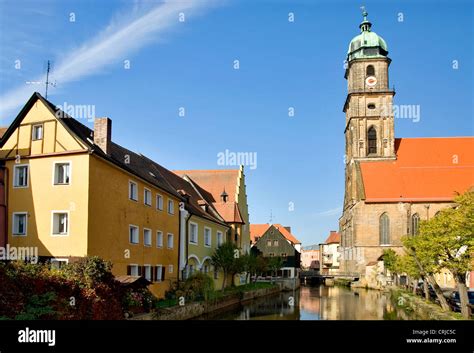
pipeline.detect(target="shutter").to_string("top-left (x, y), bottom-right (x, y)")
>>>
top-left (161, 266), bottom-right (166, 281)
top-left (137, 266), bottom-right (142, 276)
top-left (141, 266), bottom-right (146, 278)
top-left (154, 266), bottom-right (158, 281)
top-left (127, 265), bottom-right (131, 276)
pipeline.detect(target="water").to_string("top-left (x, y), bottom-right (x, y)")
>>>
top-left (204, 285), bottom-right (416, 320)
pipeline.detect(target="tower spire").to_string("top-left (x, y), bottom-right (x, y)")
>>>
top-left (359, 6), bottom-right (372, 32)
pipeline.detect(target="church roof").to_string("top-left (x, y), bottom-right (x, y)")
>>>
top-left (360, 137), bottom-right (474, 202)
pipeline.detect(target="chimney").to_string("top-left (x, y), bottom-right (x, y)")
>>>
top-left (284, 226), bottom-right (291, 233)
top-left (94, 117), bottom-right (112, 155)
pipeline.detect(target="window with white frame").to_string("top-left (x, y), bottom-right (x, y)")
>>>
top-left (189, 223), bottom-right (198, 244)
top-left (54, 162), bottom-right (70, 185)
top-left (156, 231), bottom-right (163, 248)
top-left (168, 265), bottom-right (173, 274)
top-left (144, 228), bottom-right (152, 246)
top-left (129, 225), bottom-right (139, 244)
top-left (13, 165), bottom-right (28, 188)
top-left (167, 199), bottom-right (174, 214)
top-left (267, 240), bottom-right (272, 247)
top-left (204, 227), bottom-right (211, 247)
top-left (144, 265), bottom-right (152, 281)
top-left (129, 181), bottom-right (138, 201)
top-left (52, 212), bottom-right (69, 235)
top-left (156, 265), bottom-right (163, 282)
top-left (144, 188), bottom-right (152, 206)
top-left (273, 240), bottom-right (279, 246)
top-left (156, 194), bottom-right (163, 210)
top-left (32, 124), bottom-right (43, 140)
top-left (167, 233), bottom-right (174, 249)
top-left (217, 231), bottom-right (224, 246)
top-left (51, 258), bottom-right (68, 270)
top-left (129, 264), bottom-right (139, 276)
top-left (13, 212), bottom-right (27, 236)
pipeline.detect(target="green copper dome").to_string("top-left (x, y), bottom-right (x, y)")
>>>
top-left (347, 10), bottom-right (388, 61)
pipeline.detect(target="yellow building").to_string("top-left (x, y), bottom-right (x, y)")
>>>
top-left (174, 168), bottom-right (251, 285)
top-left (0, 92), bottom-right (183, 298)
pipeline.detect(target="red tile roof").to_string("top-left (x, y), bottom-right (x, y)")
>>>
top-left (250, 223), bottom-right (301, 245)
top-left (174, 169), bottom-right (244, 223)
top-left (360, 137), bottom-right (474, 202)
top-left (325, 231), bottom-right (341, 244)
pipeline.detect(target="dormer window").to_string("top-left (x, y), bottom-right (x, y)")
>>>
top-left (220, 189), bottom-right (228, 203)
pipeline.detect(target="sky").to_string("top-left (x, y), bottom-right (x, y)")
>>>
top-left (0, 0), bottom-right (473, 246)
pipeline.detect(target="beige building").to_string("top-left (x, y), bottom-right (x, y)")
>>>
top-left (301, 245), bottom-right (320, 271)
top-left (338, 12), bottom-right (474, 285)
top-left (319, 231), bottom-right (341, 275)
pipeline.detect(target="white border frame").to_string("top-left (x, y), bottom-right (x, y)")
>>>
top-left (156, 194), bottom-right (163, 211)
top-left (128, 180), bottom-right (138, 202)
top-left (167, 233), bottom-right (174, 249)
top-left (144, 264), bottom-right (152, 281)
top-left (12, 212), bottom-right (28, 236)
top-left (13, 164), bottom-right (29, 189)
top-left (189, 222), bottom-right (198, 245)
top-left (144, 188), bottom-right (152, 207)
top-left (129, 224), bottom-right (139, 244)
top-left (32, 123), bottom-right (44, 141)
top-left (143, 228), bottom-right (152, 247)
top-left (51, 210), bottom-right (70, 236)
top-left (129, 263), bottom-right (139, 276)
top-left (52, 161), bottom-right (72, 186)
top-left (216, 231), bottom-right (224, 247)
top-left (167, 199), bottom-right (174, 215)
top-left (156, 264), bottom-right (163, 282)
top-left (156, 230), bottom-right (163, 248)
top-left (204, 227), bottom-right (212, 248)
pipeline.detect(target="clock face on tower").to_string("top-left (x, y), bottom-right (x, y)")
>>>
top-left (365, 76), bottom-right (377, 87)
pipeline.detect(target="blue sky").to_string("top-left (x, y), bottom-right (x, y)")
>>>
top-left (0, 0), bottom-right (473, 245)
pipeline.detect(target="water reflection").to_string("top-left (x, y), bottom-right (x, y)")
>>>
top-left (206, 285), bottom-right (416, 320)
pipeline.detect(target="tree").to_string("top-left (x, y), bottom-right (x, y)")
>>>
top-left (240, 253), bottom-right (257, 283)
top-left (404, 191), bottom-right (474, 318)
top-left (211, 242), bottom-right (241, 290)
top-left (268, 257), bottom-right (284, 282)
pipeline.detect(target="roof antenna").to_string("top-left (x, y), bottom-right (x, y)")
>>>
top-left (44, 60), bottom-right (56, 99)
top-left (269, 209), bottom-right (273, 224)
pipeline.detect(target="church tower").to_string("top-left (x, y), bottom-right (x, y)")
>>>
top-left (344, 10), bottom-right (395, 162)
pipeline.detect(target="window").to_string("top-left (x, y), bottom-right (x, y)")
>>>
top-left (281, 253), bottom-right (287, 258)
top-left (168, 265), bottom-right (173, 274)
top-left (269, 252), bottom-right (275, 257)
top-left (13, 212), bottom-right (27, 236)
top-left (14, 165), bottom-right (29, 188)
top-left (144, 228), bottom-right (152, 246)
top-left (367, 103), bottom-right (376, 109)
top-left (32, 124), bottom-right (44, 140)
top-left (54, 162), bottom-right (70, 185)
top-left (204, 227), bottom-right (211, 247)
top-left (168, 199), bottom-right (174, 214)
top-left (203, 265), bottom-right (209, 274)
top-left (188, 265), bottom-right (194, 277)
top-left (156, 194), bottom-right (163, 210)
top-left (273, 240), bottom-right (279, 246)
top-left (51, 258), bottom-right (68, 270)
top-left (368, 126), bottom-right (377, 155)
top-left (52, 212), bottom-right (69, 236)
top-left (156, 265), bottom-right (164, 282)
top-left (129, 181), bottom-right (138, 201)
top-left (411, 213), bottom-right (420, 236)
top-left (128, 264), bottom-right (139, 276)
top-left (155, 231), bottom-right (163, 248)
top-left (379, 213), bottom-right (390, 245)
top-left (267, 240), bottom-right (272, 247)
top-left (167, 233), bottom-right (174, 249)
top-left (144, 188), bottom-right (152, 206)
top-left (129, 225), bottom-right (139, 244)
top-left (144, 265), bottom-right (152, 281)
top-left (189, 223), bottom-right (198, 244)
top-left (366, 65), bottom-right (375, 76)
top-left (217, 231), bottom-right (224, 246)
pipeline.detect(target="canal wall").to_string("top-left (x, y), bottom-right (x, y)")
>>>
top-left (390, 289), bottom-right (462, 320)
top-left (132, 286), bottom-right (281, 320)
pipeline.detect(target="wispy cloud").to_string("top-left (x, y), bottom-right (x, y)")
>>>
top-left (0, 0), bottom-right (219, 119)
top-left (313, 206), bottom-right (342, 217)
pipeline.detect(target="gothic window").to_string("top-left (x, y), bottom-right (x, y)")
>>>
top-left (366, 65), bottom-right (375, 76)
top-left (379, 213), bottom-right (390, 245)
top-left (368, 126), bottom-right (377, 155)
top-left (411, 213), bottom-right (420, 236)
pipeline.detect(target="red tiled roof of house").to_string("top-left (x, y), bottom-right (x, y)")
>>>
top-left (325, 231), bottom-right (341, 244)
top-left (250, 223), bottom-right (301, 245)
top-left (360, 137), bottom-right (474, 202)
top-left (174, 169), bottom-right (244, 223)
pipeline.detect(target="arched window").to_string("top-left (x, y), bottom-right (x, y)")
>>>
top-left (411, 213), bottom-right (420, 236)
top-left (368, 126), bottom-right (377, 155)
top-left (366, 65), bottom-right (375, 76)
top-left (379, 213), bottom-right (390, 245)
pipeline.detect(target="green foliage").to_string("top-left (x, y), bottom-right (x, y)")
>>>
top-left (267, 257), bottom-right (284, 275)
top-left (403, 191), bottom-right (474, 279)
top-left (15, 292), bottom-right (57, 320)
top-left (382, 249), bottom-right (399, 273)
top-left (211, 242), bottom-right (243, 288)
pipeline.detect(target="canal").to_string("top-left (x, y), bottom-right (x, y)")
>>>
top-left (201, 284), bottom-right (418, 320)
